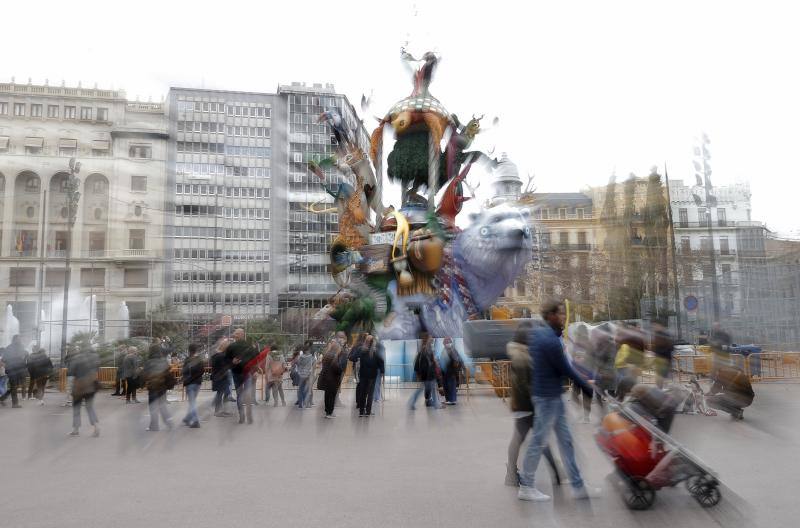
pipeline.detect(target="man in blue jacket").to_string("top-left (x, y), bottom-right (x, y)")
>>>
top-left (518, 300), bottom-right (601, 502)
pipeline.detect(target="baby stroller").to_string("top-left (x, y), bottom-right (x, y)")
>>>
top-left (595, 386), bottom-right (722, 510)
top-left (672, 377), bottom-right (717, 416)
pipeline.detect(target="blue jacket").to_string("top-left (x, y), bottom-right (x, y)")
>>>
top-left (529, 324), bottom-right (592, 398)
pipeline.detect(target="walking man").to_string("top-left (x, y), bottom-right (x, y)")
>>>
top-left (518, 300), bottom-right (601, 502)
top-left (181, 344), bottom-right (204, 428)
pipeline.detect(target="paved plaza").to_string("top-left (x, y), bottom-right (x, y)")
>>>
top-left (1, 382), bottom-right (798, 527)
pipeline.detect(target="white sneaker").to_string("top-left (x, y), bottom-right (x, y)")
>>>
top-left (571, 486), bottom-right (602, 499)
top-left (518, 486), bottom-right (551, 502)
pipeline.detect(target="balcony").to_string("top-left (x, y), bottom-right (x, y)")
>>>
top-left (674, 221), bottom-right (764, 229)
top-left (551, 244), bottom-right (592, 251)
top-left (81, 249), bottom-right (159, 260)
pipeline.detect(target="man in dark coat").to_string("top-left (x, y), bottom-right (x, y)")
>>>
top-left (0, 335), bottom-right (27, 408)
top-left (225, 328), bottom-right (257, 424)
top-left (211, 339), bottom-right (232, 416)
top-left (26, 348), bottom-right (53, 404)
top-left (355, 335), bottom-right (384, 417)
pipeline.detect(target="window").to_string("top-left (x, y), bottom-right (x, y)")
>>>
top-left (541, 209), bottom-right (549, 220)
top-left (24, 137), bottom-right (44, 155)
top-left (721, 264), bottom-right (732, 283)
top-left (24, 176), bottom-right (40, 192)
top-left (14, 103), bottom-right (25, 116)
top-left (124, 269), bottom-right (148, 288)
top-left (47, 105), bottom-right (59, 118)
top-left (91, 140), bottom-right (110, 156)
top-left (577, 232), bottom-right (587, 247)
top-left (129, 145), bottom-right (151, 159)
top-left (129, 229), bottom-right (145, 250)
top-left (558, 208), bottom-right (567, 219)
top-left (64, 106), bottom-right (76, 119)
top-left (80, 107), bottom-right (93, 120)
top-left (576, 208), bottom-right (585, 219)
top-left (30, 104), bottom-right (42, 117)
top-left (717, 208), bottom-right (727, 227)
top-left (97, 107), bottom-right (108, 121)
top-left (698, 207), bottom-right (708, 227)
top-left (681, 237), bottom-right (691, 253)
top-left (80, 268), bottom-right (105, 287)
top-left (131, 175), bottom-right (147, 191)
top-left (719, 237), bottom-right (730, 255)
top-left (58, 139), bottom-right (77, 157)
top-left (0, 135), bottom-right (9, 152)
top-left (678, 208), bottom-right (688, 227)
top-left (10, 268), bottom-right (36, 287)
top-left (89, 232), bottom-right (105, 251)
top-left (293, 152), bottom-right (303, 163)
top-left (0, 102), bottom-right (8, 115)
top-left (559, 232), bottom-right (569, 247)
top-left (45, 268), bottom-right (67, 288)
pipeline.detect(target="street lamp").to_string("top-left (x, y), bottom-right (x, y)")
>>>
top-left (60, 157), bottom-right (81, 364)
top-left (691, 134), bottom-right (721, 323)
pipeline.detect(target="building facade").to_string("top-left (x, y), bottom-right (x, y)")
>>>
top-left (0, 80), bottom-right (168, 351)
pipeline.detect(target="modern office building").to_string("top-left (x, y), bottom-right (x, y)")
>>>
top-left (167, 83), bottom-right (368, 330)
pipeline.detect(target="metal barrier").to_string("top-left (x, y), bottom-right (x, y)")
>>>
top-left (747, 352), bottom-right (800, 381)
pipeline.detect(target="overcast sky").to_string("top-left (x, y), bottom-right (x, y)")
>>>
top-left (6, 0), bottom-right (798, 236)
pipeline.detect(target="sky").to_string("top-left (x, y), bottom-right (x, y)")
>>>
top-left (5, 0), bottom-right (798, 236)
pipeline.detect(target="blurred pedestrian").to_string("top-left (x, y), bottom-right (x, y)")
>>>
top-left (110, 345), bottom-right (126, 396)
top-left (614, 324), bottom-right (645, 401)
top-left (567, 326), bottom-right (593, 423)
top-left (318, 341), bottom-right (344, 418)
top-left (441, 337), bottom-right (463, 405)
top-left (650, 320), bottom-right (674, 389)
top-left (506, 321), bottom-right (561, 487)
top-left (122, 346), bottom-right (142, 404)
top-left (587, 324), bottom-right (617, 408)
top-left (69, 347), bottom-right (100, 437)
top-left (144, 347), bottom-right (174, 431)
top-left (372, 337), bottom-right (385, 404)
top-left (225, 328), bottom-right (257, 424)
top-left (266, 345), bottom-right (287, 406)
top-left (709, 322), bottom-right (732, 382)
top-left (0, 335), bottom-right (26, 408)
top-left (211, 338), bottom-right (232, 416)
top-left (26, 348), bottom-right (53, 405)
top-left (518, 300), bottom-right (600, 502)
top-left (295, 347), bottom-right (315, 409)
top-left (356, 335), bottom-right (384, 417)
top-left (707, 364), bottom-right (754, 420)
top-left (408, 335), bottom-right (442, 410)
top-left (181, 343), bottom-right (204, 428)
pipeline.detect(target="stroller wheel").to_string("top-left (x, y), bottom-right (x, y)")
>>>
top-left (623, 478), bottom-right (656, 510)
top-left (689, 476), bottom-right (721, 508)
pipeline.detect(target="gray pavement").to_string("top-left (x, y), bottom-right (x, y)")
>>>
top-left (1, 382), bottom-right (798, 527)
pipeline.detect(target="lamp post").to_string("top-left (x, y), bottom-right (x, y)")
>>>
top-left (60, 157), bottom-right (81, 365)
top-left (692, 134), bottom-right (721, 323)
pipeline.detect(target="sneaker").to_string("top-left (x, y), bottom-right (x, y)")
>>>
top-left (91, 427), bottom-right (100, 438)
top-left (571, 486), bottom-right (602, 500)
top-left (189, 422), bottom-right (200, 428)
top-left (580, 416), bottom-right (591, 424)
top-left (146, 427), bottom-right (159, 432)
top-left (518, 486), bottom-right (550, 502)
top-left (69, 429), bottom-right (79, 437)
top-left (39, 400), bottom-right (45, 406)
top-left (324, 415), bottom-right (333, 419)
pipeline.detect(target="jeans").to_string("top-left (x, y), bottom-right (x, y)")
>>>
top-left (373, 376), bottom-right (382, 402)
top-left (184, 383), bottom-right (200, 425)
top-left (0, 376), bottom-right (22, 406)
top-left (236, 376), bottom-right (255, 421)
top-left (408, 379), bottom-right (439, 409)
top-left (443, 375), bottom-right (458, 403)
top-left (148, 390), bottom-right (172, 430)
top-left (73, 393), bottom-right (98, 429)
top-left (507, 415), bottom-right (560, 482)
top-left (298, 377), bottom-right (311, 408)
top-left (267, 381), bottom-right (285, 405)
top-left (356, 377), bottom-right (377, 415)
top-left (520, 395), bottom-right (584, 490)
